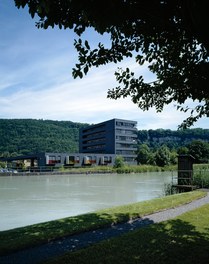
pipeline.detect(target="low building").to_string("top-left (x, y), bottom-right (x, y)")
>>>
top-left (1, 152), bottom-right (116, 169)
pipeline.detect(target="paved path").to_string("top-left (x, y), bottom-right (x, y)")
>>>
top-left (1, 191), bottom-right (209, 264)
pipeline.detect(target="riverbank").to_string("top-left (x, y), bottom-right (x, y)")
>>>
top-left (0, 191), bottom-right (206, 257)
top-left (0, 164), bottom-right (176, 177)
top-left (0, 190), bottom-right (208, 264)
top-left (1, 163), bottom-right (209, 177)
top-left (47, 191), bottom-right (209, 264)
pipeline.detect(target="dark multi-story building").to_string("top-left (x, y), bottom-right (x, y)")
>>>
top-left (79, 118), bottom-right (138, 164)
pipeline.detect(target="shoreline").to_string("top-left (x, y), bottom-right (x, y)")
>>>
top-left (0, 191), bottom-right (208, 264)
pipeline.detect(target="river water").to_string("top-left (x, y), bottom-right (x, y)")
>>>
top-left (0, 172), bottom-right (175, 231)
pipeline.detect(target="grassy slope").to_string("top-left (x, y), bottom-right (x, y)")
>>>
top-left (0, 191), bottom-right (206, 256)
top-left (49, 203), bottom-right (209, 264)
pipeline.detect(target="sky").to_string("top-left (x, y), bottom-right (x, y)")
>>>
top-left (0, 1), bottom-right (208, 130)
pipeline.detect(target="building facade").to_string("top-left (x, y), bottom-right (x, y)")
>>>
top-left (79, 118), bottom-right (138, 164)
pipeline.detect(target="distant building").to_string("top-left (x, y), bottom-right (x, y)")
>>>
top-left (79, 118), bottom-right (138, 164)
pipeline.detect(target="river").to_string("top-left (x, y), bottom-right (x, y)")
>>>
top-left (0, 171), bottom-right (175, 231)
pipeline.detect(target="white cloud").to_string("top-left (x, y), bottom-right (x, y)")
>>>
top-left (0, 60), bottom-right (207, 130)
top-left (0, 2), bottom-right (208, 130)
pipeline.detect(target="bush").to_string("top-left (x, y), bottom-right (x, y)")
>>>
top-left (193, 170), bottom-right (209, 188)
top-left (113, 156), bottom-right (125, 168)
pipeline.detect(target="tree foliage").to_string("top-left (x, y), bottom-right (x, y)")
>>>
top-left (136, 144), bottom-right (152, 165)
top-left (14, 0), bottom-right (209, 128)
top-left (138, 128), bottom-right (209, 149)
top-left (0, 119), bottom-right (86, 156)
top-left (137, 128), bottom-right (209, 166)
top-left (187, 140), bottom-right (209, 163)
top-left (154, 145), bottom-right (172, 167)
top-left (114, 155), bottom-right (125, 168)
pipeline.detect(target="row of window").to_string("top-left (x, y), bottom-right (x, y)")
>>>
top-left (47, 156), bottom-right (61, 164)
top-left (82, 131), bottom-right (105, 139)
top-left (116, 135), bottom-right (137, 141)
top-left (116, 129), bottom-right (137, 135)
top-left (116, 121), bottom-right (136, 128)
top-left (116, 150), bottom-right (136, 155)
top-left (47, 150), bottom-right (136, 165)
top-left (83, 144), bottom-right (105, 150)
top-left (83, 138), bottom-right (105, 145)
top-left (116, 143), bottom-right (137, 149)
top-left (82, 125), bottom-right (105, 134)
top-left (47, 155), bottom-right (113, 165)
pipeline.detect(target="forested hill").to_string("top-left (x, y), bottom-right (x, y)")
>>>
top-left (138, 128), bottom-right (209, 149)
top-left (0, 119), bottom-right (87, 156)
top-left (0, 119), bottom-right (209, 157)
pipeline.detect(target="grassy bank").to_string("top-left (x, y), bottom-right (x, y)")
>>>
top-left (0, 191), bottom-right (206, 256)
top-left (47, 202), bottom-right (209, 264)
top-left (60, 164), bottom-right (176, 174)
top-left (14, 163), bottom-right (209, 176)
top-left (61, 163), bottom-right (209, 174)
top-left (193, 164), bottom-right (209, 188)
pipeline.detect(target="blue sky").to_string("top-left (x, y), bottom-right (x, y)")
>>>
top-left (0, 1), bottom-right (208, 130)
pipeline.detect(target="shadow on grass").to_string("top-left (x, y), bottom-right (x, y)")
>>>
top-left (64, 219), bottom-right (209, 264)
top-left (0, 211), bottom-right (138, 256)
top-left (129, 219), bottom-right (209, 264)
top-left (1, 216), bottom-right (209, 264)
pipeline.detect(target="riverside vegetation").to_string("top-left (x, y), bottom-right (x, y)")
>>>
top-left (59, 163), bottom-right (209, 188)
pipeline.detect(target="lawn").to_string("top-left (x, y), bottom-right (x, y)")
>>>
top-left (0, 190), bottom-right (206, 256)
top-left (46, 202), bottom-right (209, 264)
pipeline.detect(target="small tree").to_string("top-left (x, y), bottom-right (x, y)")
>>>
top-left (0, 161), bottom-right (6, 168)
top-left (114, 156), bottom-right (125, 168)
top-left (170, 150), bottom-right (178, 165)
top-left (154, 145), bottom-right (171, 167)
top-left (136, 144), bottom-right (152, 165)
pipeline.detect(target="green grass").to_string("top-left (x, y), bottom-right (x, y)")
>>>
top-left (60, 164), bottom-right (177, 174)
top-left (46, 202), bottom-right (209, 264)
top-left (0, 191), bottom-right (206, 256)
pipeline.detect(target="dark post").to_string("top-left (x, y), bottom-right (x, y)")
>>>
top-left (178, 154), bottom-right (195, 185)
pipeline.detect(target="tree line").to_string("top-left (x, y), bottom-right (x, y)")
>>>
top-left (0, 119), bottom-right (209, 166)
top-left (137, 128), bottom-right (209, 166)
top-left (0, 119), bottom-right (87, 157)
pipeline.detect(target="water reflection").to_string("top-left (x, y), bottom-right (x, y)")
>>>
top-left (0, 172), bottom-right (174, 231)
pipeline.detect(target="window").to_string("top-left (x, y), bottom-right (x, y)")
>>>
top-left (48, 156), bottom-right (61, 165)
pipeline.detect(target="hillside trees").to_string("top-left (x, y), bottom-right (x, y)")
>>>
top-left (138, 128), bottom-right (209, 149)
top-left (14, 0), bottom-right (209, 128)
top-left (0, 119), bottom-right (86, 156)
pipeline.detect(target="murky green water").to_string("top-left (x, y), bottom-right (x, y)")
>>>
top-left (0, 171), bottom-right (175, 231)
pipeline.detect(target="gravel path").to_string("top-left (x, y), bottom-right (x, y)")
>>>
top-left (1, 190), bottom-right (209, 264)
